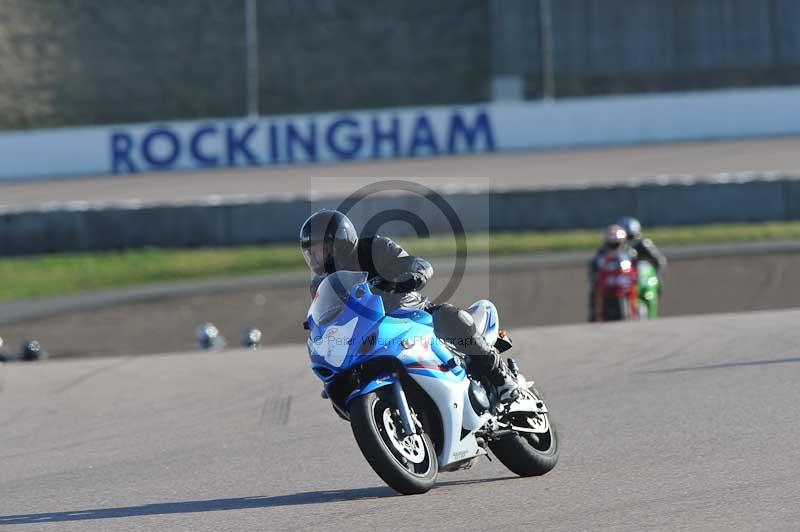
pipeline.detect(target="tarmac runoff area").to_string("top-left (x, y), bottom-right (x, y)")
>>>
top-left (1, 308), bottom-right (800, 531)
top-left (1, 241), bottom-right (800, 359)
top-left (2, 137), bottom-right (800, 209)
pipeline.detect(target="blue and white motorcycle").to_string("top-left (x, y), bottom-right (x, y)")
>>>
top-left (305, 271), bottom-right (559, 494)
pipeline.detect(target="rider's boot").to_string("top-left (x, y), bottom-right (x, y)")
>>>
top-left (489, 358), bottom-right (521, 405)
top-left (463, 331), bottom-right (520, 405)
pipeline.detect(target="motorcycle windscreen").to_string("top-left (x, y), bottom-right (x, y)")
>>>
top-left (309, 271), bottom-right (369, 325)
top-left (307, 270), bottom-right (385, 369)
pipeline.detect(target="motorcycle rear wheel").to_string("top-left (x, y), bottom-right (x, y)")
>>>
top-left (350, 388), bottom-right (438, 494)
top-left (489, 387), bottom-right (560, 477)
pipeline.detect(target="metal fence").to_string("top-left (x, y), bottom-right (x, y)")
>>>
top-left (493, 0), bottom-right (800, 99)
top-left (1, 0), bottom-right (799, 130)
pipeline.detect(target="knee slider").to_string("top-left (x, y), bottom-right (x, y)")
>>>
top-left (433, 303), bottom-right (476, 337)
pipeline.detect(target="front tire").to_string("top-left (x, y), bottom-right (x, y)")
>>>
top-left (637, 300), bottom-right (650, 320)
top-left (602, 296), bottom-right (623, 321)
top-left (489, 387), bottom-right (560, 477)
top-left (350, 388), bottom-right (438, 494)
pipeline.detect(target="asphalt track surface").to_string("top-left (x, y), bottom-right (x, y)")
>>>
top-left (2, 137), bottom-right (800, 209)
top-left (2, 308), bottom-right (800, 531)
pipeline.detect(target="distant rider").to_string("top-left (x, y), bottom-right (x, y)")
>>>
top-left (588, 224), bottom-right (629, 322)
top-left (615, 217), bottom-right (667, 275)
top-left (300, 209), bottom-right (521, 403)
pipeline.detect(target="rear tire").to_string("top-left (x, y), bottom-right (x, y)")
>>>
top-left (489, 388), bottom-right (560, 477)
top-left (350, 388), bottom-right (438, 494)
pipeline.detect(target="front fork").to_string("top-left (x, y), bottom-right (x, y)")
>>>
top-left (392, 377), bottom-right (417, 436)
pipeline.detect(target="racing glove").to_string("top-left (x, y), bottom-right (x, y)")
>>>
top-left (370, 272), bottom-right (424, 294)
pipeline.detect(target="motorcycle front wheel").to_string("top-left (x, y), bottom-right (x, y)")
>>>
top-left (637, 300), bottom-right (650, 320)
top-left (601, 296), bottom-right (626, 321)
top-left (350, 388), bottom-right (438, 494)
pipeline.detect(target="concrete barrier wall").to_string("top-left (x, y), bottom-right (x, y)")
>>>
top-left (2, 176), bottom-right (799, 256)
top-left (4, 86), bottom-right (800, 182)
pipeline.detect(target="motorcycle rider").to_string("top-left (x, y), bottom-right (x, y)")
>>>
top-left (617, 215), bottom-right (667, 303)
top-left (300, 209), bottom-right (520, 403)
top-left (588, 224), bottom-right (629, 322)
top-left (615, 216), bottom-right (667, 274)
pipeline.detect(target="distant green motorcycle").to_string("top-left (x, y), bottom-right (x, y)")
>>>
top-left (636, 261), bottom-right (660, 319)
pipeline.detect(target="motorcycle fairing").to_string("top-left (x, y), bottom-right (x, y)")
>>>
top-left (637, 260), bottom-right (659, 300)
top-left (307, 279), bottom-right (466, 387)
top-left (306, 272), bottom-right (489, 466)
top-left (344, 372), bottom-right (396, 406)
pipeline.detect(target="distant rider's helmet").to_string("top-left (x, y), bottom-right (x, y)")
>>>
top-left (196, 323), bottom-right (224, 350)
top-left (21, 339), bottom-right (48, 361)
top-left (241, 327), bottom-right (262, 349)
top-left (616, 216), bottom-right (642, 242)
top-left (604, 224), bottom-right (628, 251)
top-left (299, 209), bottom-right (359, 276)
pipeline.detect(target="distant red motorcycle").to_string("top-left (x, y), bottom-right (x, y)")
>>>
top-left (593, 250), bottom-right (639, 321)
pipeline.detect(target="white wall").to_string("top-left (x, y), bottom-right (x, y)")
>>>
top-left (2, 86), bottom-right (800, 182)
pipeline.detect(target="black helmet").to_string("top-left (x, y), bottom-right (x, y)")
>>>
top-left (241, 327), bottom-right (262, 349)
top-left (299, 209), bottom-right (358, 276)
top-left (21, 339), bottom-right (48, 361)
top-left (616, 216), bottom-right (642, 241)
top-left (195, 323), bottom-right (225, 351)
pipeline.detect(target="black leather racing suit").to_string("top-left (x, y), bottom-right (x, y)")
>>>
top-left (628, 238), bottom-right (667, 273)
top-left (309, 235), bottom-right (501, 376)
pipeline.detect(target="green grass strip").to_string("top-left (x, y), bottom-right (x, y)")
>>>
top-left (2, 220), bottom-right (800, 302)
